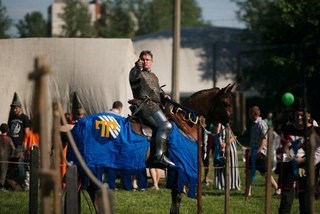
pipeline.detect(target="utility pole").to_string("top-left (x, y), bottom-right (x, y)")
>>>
top-left (171, 0), bottom-right (180, 102)
top-left (212, 43), bottom-right (217, 88)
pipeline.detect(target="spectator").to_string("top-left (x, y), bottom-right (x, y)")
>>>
top-left (23, 123), bottom-right (39, 191)
top-left (108, 101), bottom-right (123, 116)
top-left (264, 112), bottom-right (273, 127)
top-left (8, 92), bottom-right (31, 190)
top-left (0, 123), bottom-right (15, 192)
top-left (306, 112), bottom-right (319, 127)
top-left (149, 168), bottom-right (162, 190)
top-left (202, 124), bottom-right (215, 186)
top-left (74, 107), bottom-right (86, 123)
top-left (214, 123), bottom-right (241, 190)
top-left (247, 106), bottom-right (279, 196)
top-left (277, 108), bottom-right (316, 213)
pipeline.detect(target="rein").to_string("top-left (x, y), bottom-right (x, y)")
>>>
top-left (129, 96), bottom-right (151, 121)
top-left (225, 124), bottom-right (248, 148)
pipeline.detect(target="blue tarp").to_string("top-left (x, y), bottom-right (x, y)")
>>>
top-left (167, 122), bottom-right (198, 198)
top-left (68, 112), bottom-right (198, 197)
top-left (68, 112), bottom-right (149, 170)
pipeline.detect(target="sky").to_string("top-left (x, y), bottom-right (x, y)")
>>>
top-left (3, 0), bottom-right (245, 36)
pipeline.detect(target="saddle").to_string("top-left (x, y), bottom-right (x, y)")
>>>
top-left (128, 98), bottom-right (205, 141)
top-left (128, 116), bottom-right (153, 140)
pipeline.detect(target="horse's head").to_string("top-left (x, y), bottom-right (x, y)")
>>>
top-left (208, 83), bottom-right (234, 126)
top-left (182, 83), bottom-right (235, 127)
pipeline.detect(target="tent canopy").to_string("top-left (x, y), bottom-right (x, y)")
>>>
top-left (0, 38), bottom-right (137, 123)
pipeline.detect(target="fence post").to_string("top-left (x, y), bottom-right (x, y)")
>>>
top-left (245, 149), bottom-right (250, 199)
top-left (307, 128), bottom-right (317, 213)
top-left (224, 125), bottom-right (230, 214)
top-left (29, 147), bottom-right (40, 214)
top-left (65, 165), bottom-right (79, 214)
top-left (197, 124), bottom-right (203, 214)
top-left (265, 127), bottom-right (273, 213)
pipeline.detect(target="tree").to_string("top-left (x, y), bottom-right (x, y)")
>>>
top-left (233, 0), bottom-right (320, 117)
top-left (95, 0), bottom-right (137, 38)
top-left (95, 0), bottom-right (210, 38)
top-left (16, 11), bottom-right (48, 37)
top-left (0, 0), bottom-right (12, 38)
top-left (60, 0), bottom-right (95, 37)
top-left (134, 0), bottom-right (210, 36)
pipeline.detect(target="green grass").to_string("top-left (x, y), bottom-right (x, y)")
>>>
top-left (1, 150), bottom-right (319, 213)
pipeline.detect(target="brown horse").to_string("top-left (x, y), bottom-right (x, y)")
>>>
top-left (70, 83), bottom-right (235, 213)
top-left (164, 83), bottom-right (234, 214)
top-left (182, 84), bottom-right (234, 127)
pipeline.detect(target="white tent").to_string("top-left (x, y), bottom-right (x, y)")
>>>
top-left (0, 27), bottom-right (244, 123)
top-left (0, 38), bottom-right (137, 123)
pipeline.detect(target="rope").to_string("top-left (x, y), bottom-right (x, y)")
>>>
top-left (199, 116), bottom-right (207, 130)
top-left (57, 102), bottom-right (112, 213)
top-left (0, 160), bottom-right (30, 165)
top-left (226, 125), bottom-right (249, 149)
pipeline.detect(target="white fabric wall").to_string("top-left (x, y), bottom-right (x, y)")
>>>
top-left (0, 38), bottom-right (136, 123)
top-left (133, 27), bottom-right (239, 96)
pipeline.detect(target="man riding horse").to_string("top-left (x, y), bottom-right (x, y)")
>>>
top-left (129, 50), bottom-right (175, 168)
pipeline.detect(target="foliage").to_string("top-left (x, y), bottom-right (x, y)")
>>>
top-left (95, 0), bottom-right (209, 38)
top-left (60, 0), bottom-right (95, 37)
top-left (15, 11), bottom-right (48, 37)
top-left (95, 0), bottom-right (137, 38)
top-left (232, 0), bottom-right (320, 117)
top-left (0, 0), bottom-right (12, 38)
top-left (1, 0), bottom-right (208, 38)
top-left (134, 0), bottom-right (210, 36)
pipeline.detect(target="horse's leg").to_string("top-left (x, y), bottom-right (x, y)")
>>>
top-left (170, 188), bottom-right (181, 214)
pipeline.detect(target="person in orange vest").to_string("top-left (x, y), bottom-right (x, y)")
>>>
top-left (23, 122), bottom-right (39, 191)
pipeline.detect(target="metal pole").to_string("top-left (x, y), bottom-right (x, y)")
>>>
top-left (171, 0), bottom-right (180, 102)
top-left (212, 43), bottom-right (217, 88)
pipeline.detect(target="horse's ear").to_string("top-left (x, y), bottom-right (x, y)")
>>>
top-left (221, 84), bottom-right (231, 94)
top-left (226, 83), bottom-right (236, 92)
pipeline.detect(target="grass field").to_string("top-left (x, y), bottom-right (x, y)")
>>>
top-left (1, 150), bottom-right (319, 213)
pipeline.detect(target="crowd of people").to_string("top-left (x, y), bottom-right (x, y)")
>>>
top-left (200, 102), bottom-right (320, 214)
top-left (243, 104), bottom-right (320, 213)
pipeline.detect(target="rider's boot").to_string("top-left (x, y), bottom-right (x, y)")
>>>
top-left (146, 111), bottom-right (175, 168)
top-left (153, 137), bottom-right (175, 168)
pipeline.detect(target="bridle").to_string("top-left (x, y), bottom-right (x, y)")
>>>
top-left (207, 91), bottom-right (232, 126)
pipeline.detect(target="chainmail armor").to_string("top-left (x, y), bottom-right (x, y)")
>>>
top-left (130, 67), bottom-right (161, 103)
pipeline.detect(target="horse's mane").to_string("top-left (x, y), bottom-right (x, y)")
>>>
top-left (182, 87), bottom-right (220, 104)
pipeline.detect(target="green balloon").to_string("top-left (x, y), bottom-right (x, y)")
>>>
top-left (282, 92), bottom-right (295, 106)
